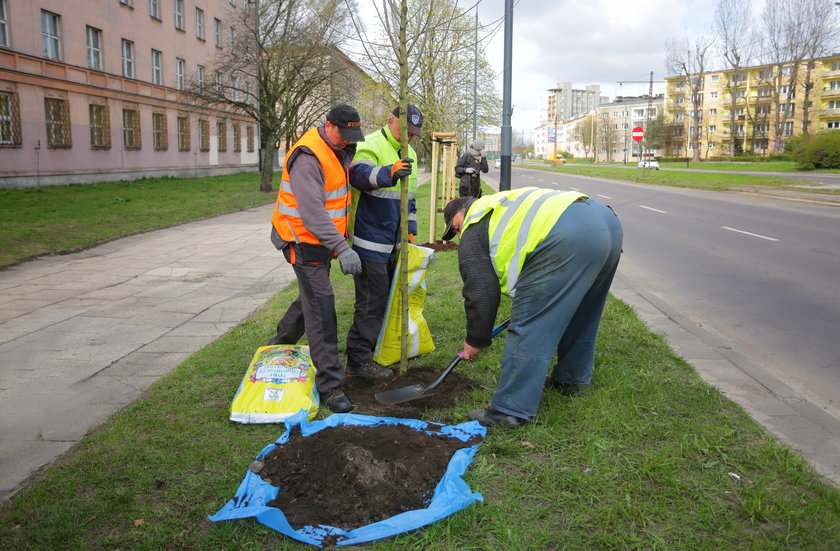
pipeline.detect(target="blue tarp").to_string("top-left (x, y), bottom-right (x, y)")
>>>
top-left (209, 411), bottom-right (486, 548)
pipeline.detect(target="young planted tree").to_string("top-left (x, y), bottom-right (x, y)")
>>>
top-left (187, 0), bottom-right (354, 192)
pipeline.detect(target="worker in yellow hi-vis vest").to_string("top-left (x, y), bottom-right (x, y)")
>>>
top-left (441, 187), bottom-right (623, 427)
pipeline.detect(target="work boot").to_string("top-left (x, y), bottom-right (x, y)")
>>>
top-left (544, 378), bottom-right (583, 397)
top-left (468, 406), bottom-right (527, 428)
top-left (346, 360), bottom-right (393, 381)
top-left (320, 386), bottom-right (352, 413)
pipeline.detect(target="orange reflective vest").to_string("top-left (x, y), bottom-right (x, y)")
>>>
top-left (271, 128), bottom-right (351, 247)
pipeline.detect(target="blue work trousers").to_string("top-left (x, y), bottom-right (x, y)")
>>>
top-left (492, 199), bottom-right (623, 420)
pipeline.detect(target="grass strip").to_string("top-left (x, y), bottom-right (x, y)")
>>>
top-left (0, 173), bottom-right (273, 268)
top-left (1, 180), bottom-right (838, 550)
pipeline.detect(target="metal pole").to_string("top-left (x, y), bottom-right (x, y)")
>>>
top-left (472, 9), bottom-right (478, 141)
top-left (500, 0), bottom-right (513, 191)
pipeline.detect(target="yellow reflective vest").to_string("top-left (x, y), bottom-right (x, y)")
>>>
top-left (460, 187), bottom-right (587, 297)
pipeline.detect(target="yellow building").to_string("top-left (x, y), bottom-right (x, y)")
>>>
top-left (664, 55), bottom-right (840, 158)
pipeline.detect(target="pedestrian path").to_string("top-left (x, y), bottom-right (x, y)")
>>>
top-left (0, 203), bottom-right (294, 502)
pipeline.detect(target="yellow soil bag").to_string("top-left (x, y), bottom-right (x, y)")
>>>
top-left (373, 244), bottom-right (436, 366)
top-left (230, 345), bottom-right (319, 424)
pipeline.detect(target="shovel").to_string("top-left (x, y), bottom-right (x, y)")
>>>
top-left (374, 318), bottom-right (511, 405)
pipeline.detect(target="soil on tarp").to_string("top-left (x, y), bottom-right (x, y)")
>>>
top-left (418, 240), bottom-right (459, 252)
top-left (342, 366), bottom-right (478, 418)
top-left (261, 423), bottom-right (482, 531)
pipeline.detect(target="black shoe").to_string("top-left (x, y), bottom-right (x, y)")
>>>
top-left (320, 386), bottom-right (352, 413)
top-left (346, 360), bottom-right (393, 381)
top-left (545, 378), bottom-right (583, 397)
top-left (468, 406), bottom-right (527, 428)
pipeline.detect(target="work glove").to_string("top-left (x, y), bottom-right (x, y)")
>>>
top-left (407, 233), bottom-right (415, 244)
top-left (337, 248), bottom-right (362, 275)
top-left (390, 158), bottom-right (414, 180)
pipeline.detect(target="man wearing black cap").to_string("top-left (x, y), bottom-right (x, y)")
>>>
top-left (441, 187), bottom-right (623, 427)
top-left (267, 104), bottom-right (414, 413)
top-left (344, 104), bottom-right (423, 380)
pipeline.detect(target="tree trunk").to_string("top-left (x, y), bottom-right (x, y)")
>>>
top-left (259, 130), bottom-right (277, 193)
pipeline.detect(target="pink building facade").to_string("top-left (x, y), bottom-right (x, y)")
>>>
top-left (0, 0), bottom-right (258, 188)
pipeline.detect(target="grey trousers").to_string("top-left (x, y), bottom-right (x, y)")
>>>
top-left (346, 259), bottom-right (392, 367)
top-left (271, 259), bottom-right (343, 393)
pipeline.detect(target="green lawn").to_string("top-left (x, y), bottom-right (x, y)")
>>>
top-left (0, 172), bottom-right (273, 268)
top-left (1, 180), bottom-right (838, 550)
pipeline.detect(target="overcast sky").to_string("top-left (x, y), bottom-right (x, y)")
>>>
top-left (475, 0), bottom-right (726, 133)
top-left (352, 0), bottom-right (784, 135)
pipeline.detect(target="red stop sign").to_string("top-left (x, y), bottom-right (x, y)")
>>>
top-left (632, 126), bottom-right (645, 142)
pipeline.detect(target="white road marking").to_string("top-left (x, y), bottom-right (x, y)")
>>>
top-left (640, 205), bottom-right (667, 213)
top-left (597, 194), bottom-right (612, 199)
top-left (722, 226), bottom-right (779, 241)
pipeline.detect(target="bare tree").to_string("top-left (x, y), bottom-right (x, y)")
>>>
top-left (714, 0), bottom-right (753, 156)
top-left (666, 35), bottom-right (713, 162)
top-left (187, 0), bottom-right (354, 192)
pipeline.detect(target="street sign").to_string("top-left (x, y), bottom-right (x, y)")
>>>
top-left (632, 126), bottom-right (645, 142)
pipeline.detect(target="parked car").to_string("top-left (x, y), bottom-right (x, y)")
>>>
top-left (637, 159), bottom-right (660, 170)
top-left (494, 158), bottom-right (501, 169)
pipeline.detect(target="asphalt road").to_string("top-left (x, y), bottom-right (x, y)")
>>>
top-left (505, 165), bottom-right (840, 422)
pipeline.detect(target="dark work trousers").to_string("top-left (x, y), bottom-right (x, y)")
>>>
top-left (346, 259), bottom-right (392, 367)
top-left (271, 249), bottom-right (343, 393)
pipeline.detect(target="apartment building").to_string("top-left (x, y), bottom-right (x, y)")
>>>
top-left (535, 113), bottom-right (590, 159)
top-left (595, 95), bottom-right (663, 163)
top-left (540, 82), bottom-right (609, 124)
top-left (0, 0), bottom-right (258, 188)
top-left (664, 54), bottom-right (840, 158)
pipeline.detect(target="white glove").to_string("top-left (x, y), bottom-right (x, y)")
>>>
top-left (466, 167), bottom-right (475, 174)
top-left (337, 248), bottom-right (362, 275)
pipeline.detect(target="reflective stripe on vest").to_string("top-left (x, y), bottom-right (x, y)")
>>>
top-left (461, 187), bottom-right (587, 297)
top-left (271, 128), bottom-right (350, 245)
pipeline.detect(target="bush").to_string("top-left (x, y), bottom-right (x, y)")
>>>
top-left (792, 132), bottom-right (840, 169)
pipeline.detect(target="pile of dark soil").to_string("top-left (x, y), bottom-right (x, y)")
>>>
top-left (342, 366), bottom-right (478, 418)
top-left (419, 241), bottom-right (459, 252)
top-left (260, 423), bottom-right (482, 530)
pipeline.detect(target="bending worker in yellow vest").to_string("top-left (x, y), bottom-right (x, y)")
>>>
top-left (267, 104), bottom-right (413, 413)
top-left (441, 187), bottom-right (623, 427)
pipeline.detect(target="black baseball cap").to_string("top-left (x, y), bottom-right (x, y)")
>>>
top-left (326, 104), bottom-right (365, 142)
top-left (441, 197), bottom-right (474, 241)
top-left (392, 104), bottom-right (424, 137)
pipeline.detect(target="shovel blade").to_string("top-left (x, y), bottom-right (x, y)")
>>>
top-left (374, 382), bottom-right (431, 405)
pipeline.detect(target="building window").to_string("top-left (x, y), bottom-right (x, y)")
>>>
top-left (86, 26), bottom-right (103, 70)
top-left (0, 91), bottom-right (22, 146)
top-left (41, 10), bottom-right (62, 60)
top-left (197, 65), bottom-right (205, 93)
top-left (0, 0), bottom-right (8, 48)
top-left (44, 97), bottom-right (71, 148)
top-left (708, 125), bottom-right (716, 133)
top-left (215, 71), bottom-right (222, 94)
top-left (711, 74), bottom-right (719, 82)
top-left (758, 69), bottom-right (772, 79)
top-left (247, 125), bottom-right (254, 152)
top-left (708, 108), bottom-right (717, 116)
top-left (199, 118), bottom-right (210, 151)
top-left (217, 120), bottom-right (227, 152)
top-left (119, 0), bottom-right (133, 6)
top-left (828, 100), bottom-right (840, 109)
top-left (176, 58), bottom-right (186, 90)
top-left (230, 27), bottom-right (237, 54)
top-left (231, 76), bottom-right (239, 101)
top-left (781, 65), bottom-right (792, 76)
top-left (233, 123), bottom-right (241, 152)
top-left (832, 61), bottom-right (840, 71)
top-left (174, 0), bottom-right (184, 30)
top-left (121, 39), bottom-right (135, 78)
top-left (149, 0), bottom-right (160, 20)
top-left (177, 116), bottom-right (190, 150)
top-left (829, 80), bottom-right (840, 91)
top-left (708, 142), bottom-right (716, 149)
top-left (710, 91), bottom-right (718, 99)
top-left (152, 112), bottom-right (167, 150)
top-left (214, 18), bottom-right (222, 47)
top-left (151, 49), bottom-right (163, 85)
top-left (783, 121), bottom-right (793, 136)
top-left (827, 120), bottom-right (840, 129)
top-left (122, 108), bottom-right (141, 149)
top-left (195, 8), bottom-right (205, 39)
top-left (89, 103), bottom-right (111, 149)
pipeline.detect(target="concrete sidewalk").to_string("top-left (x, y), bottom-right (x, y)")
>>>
top-left (0, 203), bottom-right (294, 502)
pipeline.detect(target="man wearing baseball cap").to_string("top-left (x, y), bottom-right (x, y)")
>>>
top-left (267, 104), bottom-right (414, 413)
top-left (344, 104), bottom-right (424, 380)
